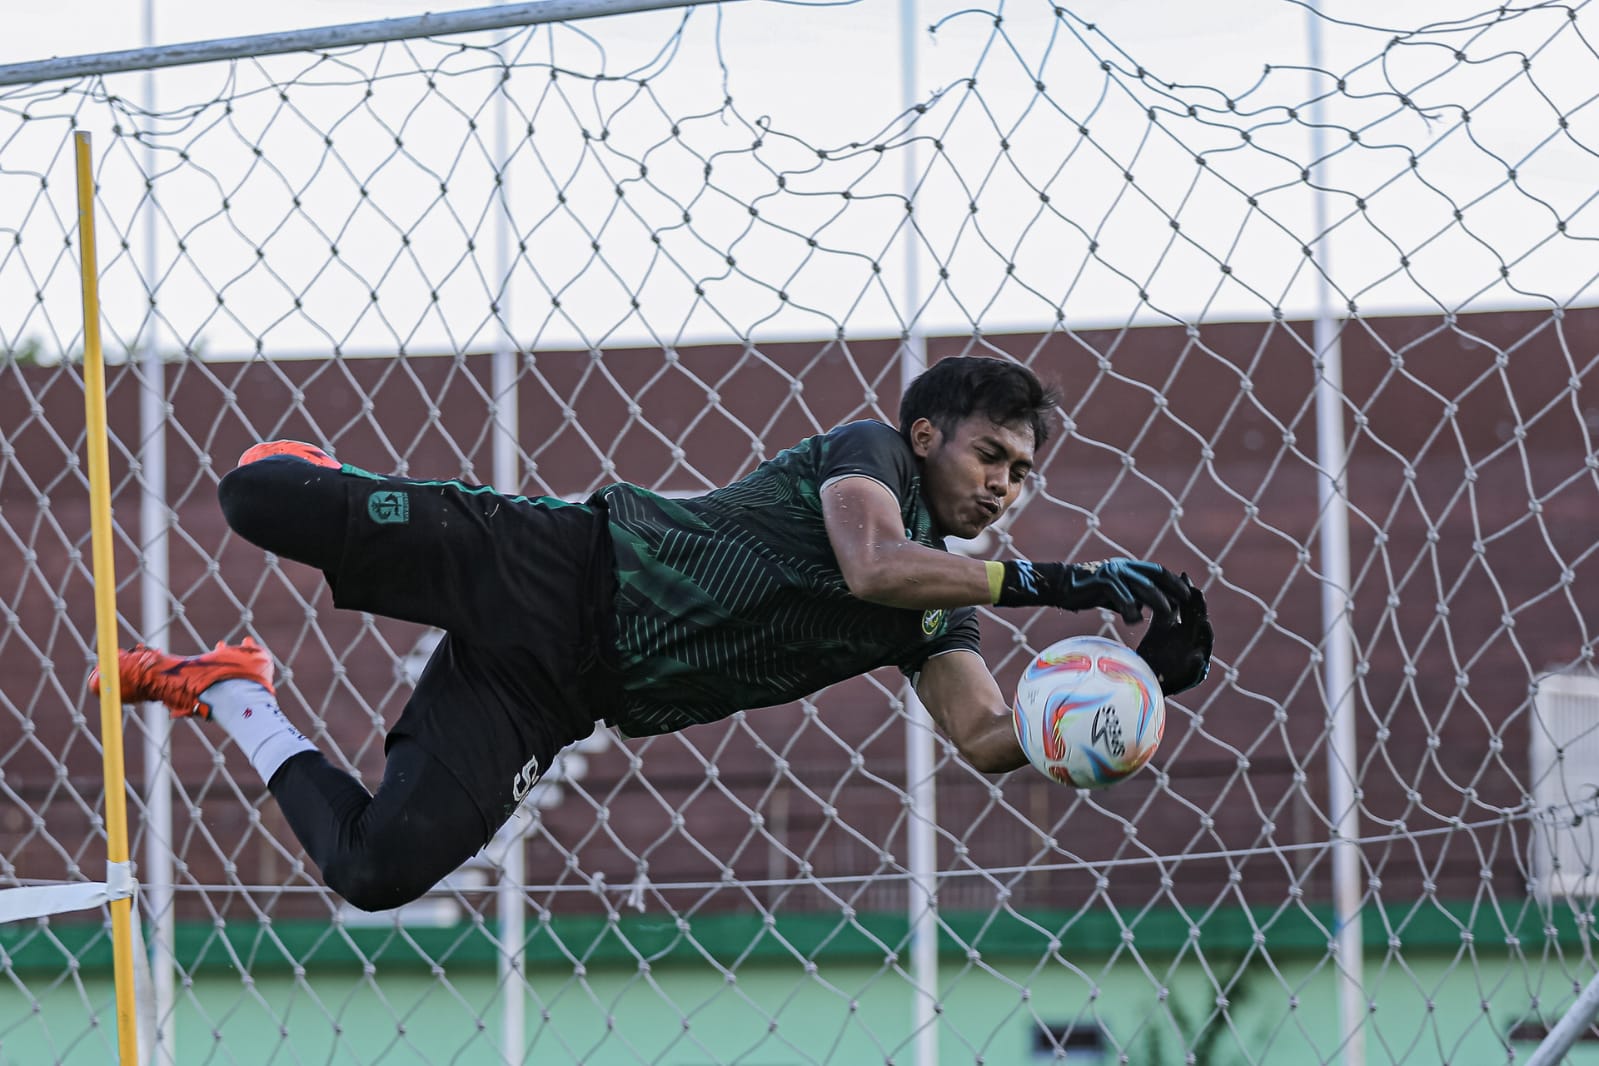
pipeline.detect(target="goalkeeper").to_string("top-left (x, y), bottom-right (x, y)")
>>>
top-left (95, 356), bottom-right (1212, 911)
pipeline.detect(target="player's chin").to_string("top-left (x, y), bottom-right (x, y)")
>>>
top-left (959, 512), bottom-right (997, 538)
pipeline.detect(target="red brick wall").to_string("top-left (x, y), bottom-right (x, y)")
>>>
top-left (2, 309), bottom-right (1593, 918)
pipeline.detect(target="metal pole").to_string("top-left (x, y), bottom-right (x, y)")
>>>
top-left (490, 37), bottom-right (527, 1065)
top-left (138, 2), bottom-right (177, 1060)
top-left (899, 5), bottom-right (938, 1065)
top-left (0, 0), bottom-right (741, 87)
top-left (1527, 970), bottom-right (1599, 1066)
top-left (1307, 8), bottom-right (1364, 1065)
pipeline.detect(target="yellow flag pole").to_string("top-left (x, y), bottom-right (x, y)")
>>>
top-left (74, 129), bottom-right (142, 1066)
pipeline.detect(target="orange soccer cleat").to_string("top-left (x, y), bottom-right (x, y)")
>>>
top-left (237, 439), bottom-right (339, 470)
top-left (90, 637), bottom-right (277, 720)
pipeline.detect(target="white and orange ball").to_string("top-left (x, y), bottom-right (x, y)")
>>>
top-left (1012, 635), bottom-right (1165, 788)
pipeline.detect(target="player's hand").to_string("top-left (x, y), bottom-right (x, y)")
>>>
top-left (994, 558), bottom-right (1188, 624)
top-left (1136, 573), bottom-right (1213, 695)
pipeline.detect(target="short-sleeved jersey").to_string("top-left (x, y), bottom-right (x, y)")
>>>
top-left (590, 420), bottom-right (981, 737)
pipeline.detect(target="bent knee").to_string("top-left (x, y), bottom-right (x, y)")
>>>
top-left (218, 459), bottom-right (347, 567)
top-left (322, 854), bottom-right (433, 913)
top-left (217, 462), bottom-right (276, 541)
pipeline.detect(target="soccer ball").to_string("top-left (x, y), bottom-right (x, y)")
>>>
top-left (1012, 635), bottom-right (1165, 788)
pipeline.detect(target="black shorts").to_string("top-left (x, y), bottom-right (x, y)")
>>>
top-left (328, 469), bottom-right (620, 831)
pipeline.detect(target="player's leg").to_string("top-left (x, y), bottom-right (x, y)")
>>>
top-left (92, 637), bottom-right (528, 911)
top-left (270, 627), bottom-right (572, 909)
top-left (257, 627), bottom-right (585, 910)
top-left (267, 738), bottom-right (486, 912)
top-left (217, 440), bottom-right (591, 643)
top-left (217, 446), bottom-right (348, 573)
top-left (261, 631), bottom-right (559, 910)
top-left (92, 638), bottom-right (316, 786)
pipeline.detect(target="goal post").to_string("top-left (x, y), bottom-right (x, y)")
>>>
top-left (71, 126), bottom-right (141, 1066)
top-left (2, 1), bottom-right (1599, 1064)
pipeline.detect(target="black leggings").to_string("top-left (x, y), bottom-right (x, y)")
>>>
top-left (268, 744), bottom-right (486, 913)
top-left (220, 458), bottom-right (490, 911)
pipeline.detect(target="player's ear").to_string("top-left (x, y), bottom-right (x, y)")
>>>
top-left (908, 417), bottom-right (941, 459)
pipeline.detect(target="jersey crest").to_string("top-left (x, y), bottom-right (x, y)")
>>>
top-left (367, 489), bottom-right (410, 525)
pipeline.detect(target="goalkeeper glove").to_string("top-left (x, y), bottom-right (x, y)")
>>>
top-left (1136, 573), bottom-right (1214, 695)
top-left (987, 557), bottom-right (1188, 624)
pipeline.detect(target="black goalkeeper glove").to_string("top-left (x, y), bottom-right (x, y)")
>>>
top-left (1136, 573), bottom-right (1214, 696)
top-left (991, 557), bottom-right (1188, 624)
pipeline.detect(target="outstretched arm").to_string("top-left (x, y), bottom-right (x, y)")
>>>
top-left (823, 475), bottom-right (993, 607)
top-left (913, 650), bottom-right (1027, 774)
top-left (822, 475), bottom-right (1188, 622)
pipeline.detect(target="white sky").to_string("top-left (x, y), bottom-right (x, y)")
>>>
top-left (3, 1), bottom-right (1595, 359)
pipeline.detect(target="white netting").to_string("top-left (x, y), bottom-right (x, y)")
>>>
top-left (2, 1), bottom-right (1598, 1063)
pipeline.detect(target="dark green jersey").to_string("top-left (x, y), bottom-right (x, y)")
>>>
top-left (591, 420), bottom-right (981, 737)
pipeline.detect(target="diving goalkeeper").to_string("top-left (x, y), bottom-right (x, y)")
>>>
top-left (94, 356), bottom-right (1212, 911)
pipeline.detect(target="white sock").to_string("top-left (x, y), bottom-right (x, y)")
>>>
top-left (200, 679), bottom-right (317, 785)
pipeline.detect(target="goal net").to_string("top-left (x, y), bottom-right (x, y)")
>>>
top-left (2, 0), bottom-right (1597, 1062)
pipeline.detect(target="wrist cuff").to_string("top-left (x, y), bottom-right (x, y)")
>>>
top-left (985, 560), bottom-right (1005, 605)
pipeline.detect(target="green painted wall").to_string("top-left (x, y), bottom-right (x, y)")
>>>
top-left (4, 952), bottom-right (1593, 1064)
top-left (3, 905), bottom-right (1597, 1064)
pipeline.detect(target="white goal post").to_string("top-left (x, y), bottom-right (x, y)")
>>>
top-left (2, 1), bottom-right (1599, 1064)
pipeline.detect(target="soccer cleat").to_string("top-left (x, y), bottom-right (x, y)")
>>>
top-left (237, 439), bottom-right (339, 470)
top-left (90, 637), bottom-right (277, 720)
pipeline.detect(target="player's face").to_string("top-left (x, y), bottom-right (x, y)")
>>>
top-left (909, 414), bottom-right (1035, 539)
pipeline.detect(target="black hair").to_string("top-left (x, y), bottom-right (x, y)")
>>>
top-left (898, 355), bottom-right (1060, 450)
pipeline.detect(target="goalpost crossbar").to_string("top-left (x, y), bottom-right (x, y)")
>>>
top-left (0, 0), bottom-right (737, 88)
